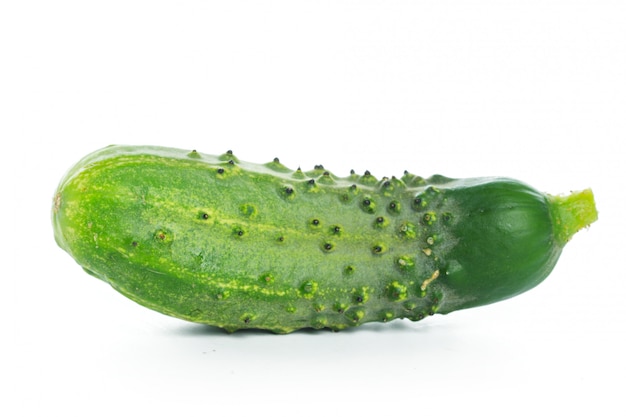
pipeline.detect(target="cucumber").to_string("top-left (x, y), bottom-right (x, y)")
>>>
top-left (52, 145), bottom-right (597, 333)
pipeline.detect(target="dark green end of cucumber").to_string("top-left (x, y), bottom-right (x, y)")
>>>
top-left (438, 180), bottom-right (571, 312)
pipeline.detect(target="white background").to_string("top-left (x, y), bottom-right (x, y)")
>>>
top-left (2, 1), bottom-right (625, 416)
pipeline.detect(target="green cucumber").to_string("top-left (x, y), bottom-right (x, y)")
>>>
top-left (52, 145), bottom-right (597, 333)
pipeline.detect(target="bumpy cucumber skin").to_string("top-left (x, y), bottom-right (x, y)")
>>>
top-left (53, 145), bottom-right (565, 333)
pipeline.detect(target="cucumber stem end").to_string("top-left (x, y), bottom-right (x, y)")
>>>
top-left (548, 189), bottom-right (598, 247)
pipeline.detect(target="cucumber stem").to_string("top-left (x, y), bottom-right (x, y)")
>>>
top-left (548, 189), bottom-right (598, 247)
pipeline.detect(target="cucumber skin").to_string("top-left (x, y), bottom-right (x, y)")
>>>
top-left (53, 145), bottom-right (564, 333)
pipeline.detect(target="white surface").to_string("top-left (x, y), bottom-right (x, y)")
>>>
top-left (2, 1), bottom-right (625, 416)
